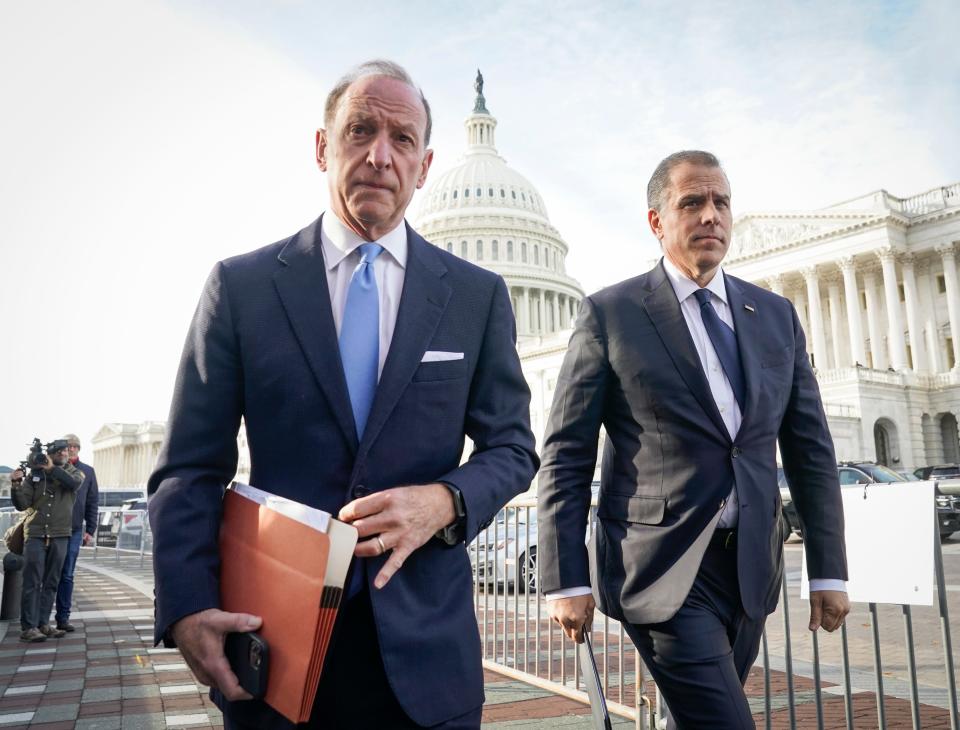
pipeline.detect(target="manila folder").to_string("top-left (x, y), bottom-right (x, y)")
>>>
top-left (219, 483), bottom-right (358, 723)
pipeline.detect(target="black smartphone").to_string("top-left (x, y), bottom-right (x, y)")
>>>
top-left (224, 631), bottom-right (269, 699)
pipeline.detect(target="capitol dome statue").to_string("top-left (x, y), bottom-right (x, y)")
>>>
top-left (414, 71), bottom-right (584, 344)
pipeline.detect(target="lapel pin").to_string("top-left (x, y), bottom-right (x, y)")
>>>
top-left (744, 304), bottom-right (755, 313)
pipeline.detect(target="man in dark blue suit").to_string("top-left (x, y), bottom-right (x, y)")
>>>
top-left (148, 60), bottom-right (537, 729)
top-left (55, 433), bottom-right (99, 632)
top-left (538, 151), bottom-right (848, 728)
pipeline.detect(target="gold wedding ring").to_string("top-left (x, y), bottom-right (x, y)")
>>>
top-left (376, 535), bottom-right (386, 555)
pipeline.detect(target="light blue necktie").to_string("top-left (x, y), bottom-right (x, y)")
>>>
top-left (339, 243), bottom-right (384, 439)
top-left (693, 288), bottom-right (746, 413)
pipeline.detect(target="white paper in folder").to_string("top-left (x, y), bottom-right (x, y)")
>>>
top-left (800, 481), bottom-right (934, 606)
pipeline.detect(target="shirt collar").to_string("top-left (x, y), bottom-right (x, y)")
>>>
top-left (661, 255), bottom-right (728, 306)
top-left (320, 212), bottom-right (408, 271)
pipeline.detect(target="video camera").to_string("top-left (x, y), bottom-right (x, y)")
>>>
top-left (20, 437), bottom-right (70, 471)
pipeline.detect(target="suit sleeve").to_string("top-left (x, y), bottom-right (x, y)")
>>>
top-left (85, 467), bottom-right (99, 535)
top-left (438, 277), bottom-right (539, 544)
top-left (537, 296), bottom-right (608, 593)
top-left (778, 303), bottom-right (848, 581)
top-left (147, 262), bottom-right (244, 645)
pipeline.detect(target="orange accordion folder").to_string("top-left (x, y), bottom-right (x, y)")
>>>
top-left (219, 483), bottom-right (358, 723)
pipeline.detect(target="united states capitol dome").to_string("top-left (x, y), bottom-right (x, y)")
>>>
top-left (414, 71), bottom-right (584, 343)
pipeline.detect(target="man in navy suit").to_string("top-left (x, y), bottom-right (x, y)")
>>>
top-left (537, 151), bottom-right (848, 728)
top-left (148, 60), bottom-right (537, 729)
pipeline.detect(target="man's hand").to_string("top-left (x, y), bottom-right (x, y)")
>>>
top-left (10, 469), bottom-right (23, 483)
top-left (339, 483), bottom-right (456, 590)
top-left (170, 609), bottom-right (262, 701)
top-left (809, 590), bottom-right (850, 632)
top-left (547, 594), bottom-right (596, 644)
top-left (82, 532), bottom-right (94, 546)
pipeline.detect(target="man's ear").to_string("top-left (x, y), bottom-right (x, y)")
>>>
top-left (416, 148), bottom-right (434, 189)
top-left (647, 208), bottom-right (662, 240)
top-left (316, 129), bottom-right (328, 172)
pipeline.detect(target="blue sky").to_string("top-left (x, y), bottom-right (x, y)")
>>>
top-left (1, 0), bottom-right (957, 465)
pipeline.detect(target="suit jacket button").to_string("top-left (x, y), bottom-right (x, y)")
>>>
top-left (731, 446), bottom-right (742, 458)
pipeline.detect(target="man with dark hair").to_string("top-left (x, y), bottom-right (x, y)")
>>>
top-left (538, 151), bottom-right (848, 728)
top-left (54, 433), bottom-right (99, 632)
top-left (149, 59), bottom-right (537, 729)
top-left (10, 441), bottom-right (83, 642)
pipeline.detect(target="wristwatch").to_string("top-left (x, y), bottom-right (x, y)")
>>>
top-left (435, 483), bottom-right (466, 545)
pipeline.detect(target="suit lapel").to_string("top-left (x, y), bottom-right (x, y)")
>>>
top-left (642, 262), bottom-right (730, 440)
top-left (273, 215), bottom-right (358, 452)
top-left (724, 274), bottom-right (761, 429)
top-left (358, 227), bottom-right (451, 454)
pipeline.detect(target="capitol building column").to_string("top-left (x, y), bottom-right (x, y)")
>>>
top-left (938, 242), bottom-right (960, 369)
top-left (552, 294), bottom-right (561, 334)
top-left (917, 261), bottom-right (943, 373)
top-left (801, 266), bottom-right (828, 369)
top-left (863, 269), bottom-right (886, 369)
top-left (793, 288), bottom-right (808, 350)
top-left (878, 248), bottom-right (907, 370)
top-left (826, 275), bottom-right (845, 368)
top-left (838, 257), bottom-right (866, 367)
top-left (766, 275), bottom-right (784, 297)
top-left (899, 254), bottom-right (927, 372)
top-left (521, 287), bottom-right (531, 335)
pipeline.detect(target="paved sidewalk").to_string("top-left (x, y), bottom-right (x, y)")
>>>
top-left (0, 551), bottom-right (625, 729)
top-left (0, 549), bottom-right (956, 728)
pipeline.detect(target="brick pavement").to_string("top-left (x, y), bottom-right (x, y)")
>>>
top-left (0, 549), bottom-right (956, 728)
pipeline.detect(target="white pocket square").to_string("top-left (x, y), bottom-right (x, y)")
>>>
top-left (421, 351), bottom-right (464, 363)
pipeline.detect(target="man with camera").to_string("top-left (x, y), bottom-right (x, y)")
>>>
top-left (10, 439), bottom-right (84, 642)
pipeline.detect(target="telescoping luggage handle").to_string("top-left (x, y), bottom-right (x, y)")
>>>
top-left (579, 632), bottom-right (612, 730)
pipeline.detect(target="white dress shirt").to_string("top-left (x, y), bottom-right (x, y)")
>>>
top-left (547, 258), bottom-right (844, 600)
top-left (661, 256), bottom-right (741, 528)
top-left (320, 213), bottom-right (407, 379)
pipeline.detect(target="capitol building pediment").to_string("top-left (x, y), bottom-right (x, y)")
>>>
top-left (729, 213), bottom-right (879, 260)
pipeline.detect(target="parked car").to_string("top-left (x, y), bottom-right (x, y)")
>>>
top-left (470, 504), bottom-right (538, 591)
top-left (470, 483), bottom-right (600, 591)
top-left (98, 488), bottom-right (146, 508)
top-left (838, 461), bottom-right (959, 540)
top-left (778, 462), bottom-right (960, 541)
top-left (776, 469), bottom-right (801, 541)
top-left (116, 498), bottom-right (148, 550)
top-left (914, 464), bottom-right (960, 481)
top-left (97, 495), bottom-right (148, 548)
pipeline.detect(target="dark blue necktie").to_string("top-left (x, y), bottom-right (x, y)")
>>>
top-left (693, 288), bottom-right (746, 412)
top-left (339, 242), bottom-right (384, 439)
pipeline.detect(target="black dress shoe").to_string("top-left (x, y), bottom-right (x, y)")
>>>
top-left (56, 621), bottom-right (76, 633)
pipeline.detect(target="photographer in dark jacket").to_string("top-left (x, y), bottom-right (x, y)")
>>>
top-left (10, 440), bottom-right (83, 642)
top-left (54, 433), bottom-right (99, 632)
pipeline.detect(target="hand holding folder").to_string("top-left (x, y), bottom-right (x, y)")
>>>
top-left (219, 483), bottom-right (358, 724)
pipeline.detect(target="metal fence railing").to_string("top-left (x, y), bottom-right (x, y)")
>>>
top-left (472, 496), bottom-right (960, 730)
top-left (2, 496), bottom-right (957, 730)
top-left (0, 508), bottom-right (153, 568)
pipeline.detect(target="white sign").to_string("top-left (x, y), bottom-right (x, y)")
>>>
top-left (801, 481), bottom-right (934, 606)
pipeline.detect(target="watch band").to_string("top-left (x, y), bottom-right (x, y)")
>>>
top-left (436, 483), bottom-right (466, 545)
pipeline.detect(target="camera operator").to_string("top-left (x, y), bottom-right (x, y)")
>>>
top-left (10, 439), bottom-right (84, 642)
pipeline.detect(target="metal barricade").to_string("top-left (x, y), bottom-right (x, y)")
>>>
top-left (10, 490), bottom-right (954, 728)
top-left (90, 508), bottom-right (151, 567)
top-left (473, 496), bottom-right (960, 730)
top-left (471, 496), bottom-right (654, 728)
